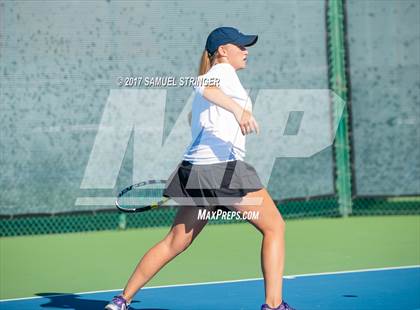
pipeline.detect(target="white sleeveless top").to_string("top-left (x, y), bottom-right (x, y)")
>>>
top-left (183, 63), bottom-right (252, 164)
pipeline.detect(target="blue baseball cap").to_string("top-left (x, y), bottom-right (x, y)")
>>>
top-left (205, 27), bottom-right (258, 56)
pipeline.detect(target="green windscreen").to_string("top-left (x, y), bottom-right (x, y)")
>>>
top-left (346, 0), bottom-right (420, 196)
top-left (1, 0), bottom-right (333, 217)
top-left (1, 0), bottom-right (418, 236)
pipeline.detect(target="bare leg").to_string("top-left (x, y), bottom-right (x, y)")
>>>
top-left (227, 188), bottom-right (286, 308)
top-left (121, 206), bottom-right (210, 302)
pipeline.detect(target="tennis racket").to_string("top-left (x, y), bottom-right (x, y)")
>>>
top-left (115, 179), bottom-right (171, 213)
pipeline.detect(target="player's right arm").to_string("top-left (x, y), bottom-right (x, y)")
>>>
top-left (202, 86), bottom-right (259, 135)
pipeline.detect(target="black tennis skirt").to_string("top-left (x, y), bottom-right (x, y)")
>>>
top-left (163, 160), bottom-right (263, 208)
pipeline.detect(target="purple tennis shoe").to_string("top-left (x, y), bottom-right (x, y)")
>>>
top-left (104, 295), bottom-right (130, 310)
top-left (261, 300), bottom-right (296, 310)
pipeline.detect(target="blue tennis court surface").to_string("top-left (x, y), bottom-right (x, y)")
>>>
top-left (1, 266), bottom-right (419, 310)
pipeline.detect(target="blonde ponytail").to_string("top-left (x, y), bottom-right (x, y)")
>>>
top-left (192, 50), bottom-right (217, 127)
top-left (198, 50), bottom-right (217, 75)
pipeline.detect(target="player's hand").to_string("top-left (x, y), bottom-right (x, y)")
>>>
top-left (234, 109), bottom-right (259, 135)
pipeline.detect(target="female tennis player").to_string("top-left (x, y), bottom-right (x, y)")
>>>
top-left (105, 27), bottom-right (295, 310)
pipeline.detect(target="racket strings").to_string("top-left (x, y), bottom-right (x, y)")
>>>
top-left (117, 184), bottom-right (166, 207)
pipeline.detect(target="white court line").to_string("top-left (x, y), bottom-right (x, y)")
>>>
top-left (1, 265), bottom-right (418, 303)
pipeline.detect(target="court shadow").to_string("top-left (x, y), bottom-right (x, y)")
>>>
top-left (36, 293), bottom-right (168, 310)
top-left (36, 292), bottom-right (109, 310)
